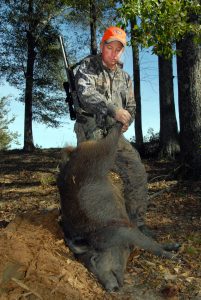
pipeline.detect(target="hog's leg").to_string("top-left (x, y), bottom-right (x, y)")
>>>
top-left (90, 227), bottom-right (179, 259)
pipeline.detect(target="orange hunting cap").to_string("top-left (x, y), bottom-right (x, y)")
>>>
top-left (101, 26), bottom-right (127, 46)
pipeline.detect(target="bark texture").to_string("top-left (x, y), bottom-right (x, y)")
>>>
top-left (90, 0), bottom-right (97, 55)
top-left (176, 33), bottom-right (201, 178)
top-left (23, 0), bottom-right (36, 151)
top-left (130, 18), bottom-right (144, 154)
top-left (158, 55), bottom-right (180, 159)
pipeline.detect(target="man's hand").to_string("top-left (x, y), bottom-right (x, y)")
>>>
top-left (121, 123), bottom-right (129, 133)
top-left (114, 108), bottom-right (131, 125)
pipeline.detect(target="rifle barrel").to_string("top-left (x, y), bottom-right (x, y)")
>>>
top-left (58, 35), bottom-right (78, 120)
top-left (59, 36), bottom-right (69, 68)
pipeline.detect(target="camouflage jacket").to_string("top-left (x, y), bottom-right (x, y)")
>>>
top-left (74, 54), bottom-right (136, 140)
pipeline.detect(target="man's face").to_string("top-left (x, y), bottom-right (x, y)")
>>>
top-left (100, 41), bottom-right (124, 70)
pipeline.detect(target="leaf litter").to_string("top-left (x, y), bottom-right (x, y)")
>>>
top-left (0, 149), bottom-right (200, 300)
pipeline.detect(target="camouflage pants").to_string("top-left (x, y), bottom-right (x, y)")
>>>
top-left (74, 122), bottom-right (148, 227)
top-left (114, 135), bottom-right (148, 226)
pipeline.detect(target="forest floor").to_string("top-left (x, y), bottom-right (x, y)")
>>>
top-left (0, 148), bottom-right (200, 300)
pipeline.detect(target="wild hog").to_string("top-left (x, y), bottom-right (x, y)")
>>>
top-left (57, 122), bottom-right (179, 291)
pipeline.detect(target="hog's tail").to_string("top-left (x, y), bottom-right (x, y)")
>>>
top-left (95, 122), bottom-right (123, 173)
top-left (76, 122), bottom-right (123, 175)
top-left (98, 121), bottom-right (122, 160)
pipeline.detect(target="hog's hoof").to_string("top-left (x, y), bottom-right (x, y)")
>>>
top-left (163, 243), bottom-right (181, 252)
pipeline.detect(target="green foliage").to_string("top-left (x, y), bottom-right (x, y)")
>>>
top-left (0, 97), bottom-right (20, 150)
top-left (119, 0), bottom-right (201, 58)
top-left (67, 0), bottom-right (117, 25)
top-left (0, 1), bottom-right (120, 126)
top-left (130, 127), bottom-right (159, 143)
top-left (61, 0), bottom-right (119, 62)
top-left (130, 128), bottom-right (160, 157)
top-left (144, 127), bottom-right (159, 143)
top-left (0, 0), bottom-right (71, 127)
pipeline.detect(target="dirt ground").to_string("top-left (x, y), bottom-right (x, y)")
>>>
top-left (0, 148), bottom-right (200, 300)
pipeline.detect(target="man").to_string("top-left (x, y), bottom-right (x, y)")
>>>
top-left (74, 26), bottom-right (151, 236)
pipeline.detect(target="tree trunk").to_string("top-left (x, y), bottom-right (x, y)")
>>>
top-left (158, 55), bottom-right (180, 159)
top-left (89, 0), bottom-right (97, 55)
top-left (23, 0), bottom-right (36, 151)
top-left (176, 33), bottom-right (201, 178)
top-left (130, 18), bottom-right (144, 154)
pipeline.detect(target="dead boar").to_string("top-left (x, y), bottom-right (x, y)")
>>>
top-left (57, 122), bottom-right (179, 292)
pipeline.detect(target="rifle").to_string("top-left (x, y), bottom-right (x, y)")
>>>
top-left (58, 35), bottom-right (77, 120)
